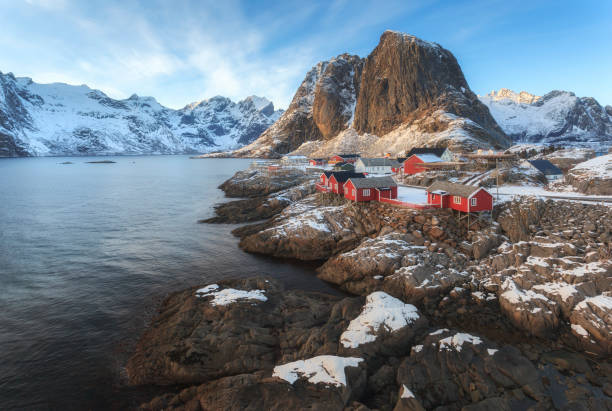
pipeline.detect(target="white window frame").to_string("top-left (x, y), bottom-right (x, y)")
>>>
top-left (334, 184), bottom-right (338, 191)
top-left (454, 196), bottom-right (461, 204)
top-left (352, 189), bottom-right (356, 196)
top-left (363, 189), bottom-right (370, 196)
top-left (344, 186), bottom-right (348, 194)
top-left (470, 197), bottom-right (477, 206)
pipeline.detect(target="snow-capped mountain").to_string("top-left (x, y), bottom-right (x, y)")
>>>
top-left (480, 88), bottom-right (612, 150)
top-left (0, 71), bottom-right (283, 157)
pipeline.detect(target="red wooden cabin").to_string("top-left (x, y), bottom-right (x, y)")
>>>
top-left (329, 154), bottom-right (360, 165)
top-left (403, 153), bottom-right (443, 175)
top-left (426, 181), bottom-right (493, 212)
top-left (344, 176), bottom-right (397, 202)
top-left (327, 172), bottom-right (366, 194)
top-left (309, 158), bottom-right (326, 166)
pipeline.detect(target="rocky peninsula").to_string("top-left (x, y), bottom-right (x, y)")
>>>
top-left (127, 167), bottom-right (612, 410)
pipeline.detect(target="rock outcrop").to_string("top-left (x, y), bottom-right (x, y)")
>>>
top-left (234, 31), bottom-right (510, 158)
top-left (233, 54), bottom-right (363, 158)
top-left (566, 154), bottom-right (612, 195)
top-left (353, 31), bottom-right (507, 148)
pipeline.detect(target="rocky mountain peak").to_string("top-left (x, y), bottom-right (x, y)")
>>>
top-left (484, 88), bottom-right (540, 105)
top-left (236, 30), bottom-right (510, 158)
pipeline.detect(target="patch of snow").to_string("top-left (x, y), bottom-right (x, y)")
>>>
top-left (487, 348), bottom-right (498, 355)
top-left (340, 292), bottom-right (420, 348)
top-left (272, 355), bottom-right (363, 387)
top-left (438, 332), bottom-right (483, 352)
top-left (571, 323), bottom-right (589, 338)
top-left (195, 285), bottom-right (267, 306)
top-left (401, 384), bottom-right (416, 399)
top-left (397, 186), bottom-right (428, 204)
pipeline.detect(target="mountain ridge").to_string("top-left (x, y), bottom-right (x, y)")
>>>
top-left (0, 71), bottom-right (283, 157)
top-left (480, 88), bottom-right (612, 150)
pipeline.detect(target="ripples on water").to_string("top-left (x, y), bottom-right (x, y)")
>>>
top-left (0, 155), bottom-right (338, 410)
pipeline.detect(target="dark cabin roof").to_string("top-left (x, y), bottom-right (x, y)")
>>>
top-left (329, 171), bottom-right (366, 183)
top-left (322, 171), bottom-right (334, 178)
top-left (406, 148), bottom-right (447, 158)
top-left (426, 181), bottom-right (484, 198)
top-left (528, 160), bottom-right (563, 175)
top-left (310, 158), bottom-right (325, 161)
top-left (396, 157), bottom-right (407, 163)
top-left (348, 176), bottom-right (397, 189)
top-left (335, 153), bottom-right (360, 158)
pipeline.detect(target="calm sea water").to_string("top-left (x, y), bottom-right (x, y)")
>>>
top-left (0, 155), bottom-right (338, 410)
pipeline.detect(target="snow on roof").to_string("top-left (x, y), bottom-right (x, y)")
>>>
top-left (195, 284), bottom-right (267, 306)
top-left (272, 355), bottom-right (363, 387)
top-left (571, 154), bottom-right (612, 178)
top-left (412, 153), bottom-right (442, 163)
top-left (340, 291), bottom-right (420, 348)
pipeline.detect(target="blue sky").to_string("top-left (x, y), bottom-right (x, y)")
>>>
top-left (0, 0), bottom-right (610, 109)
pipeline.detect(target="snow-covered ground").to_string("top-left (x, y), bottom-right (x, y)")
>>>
top-left (396, 186), bottom-right (428, 203)
top-left (497, 183), bottom-right (612, 203)
top-left (570, 154), bottom-right (612, 179)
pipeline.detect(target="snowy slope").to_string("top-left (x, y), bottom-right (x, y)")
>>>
top-left (0, 71), bottom-right (282, 157)
top-left (480, 89), bottom-right (612, 150)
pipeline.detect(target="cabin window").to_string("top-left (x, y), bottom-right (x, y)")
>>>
top-left (352, 189), bottom-right (356, 196)
top-left (432, 194), bottom-right (436, 200)
top-left (344, 187), bottom-right (348, 194)
top-left (363, 189), bottom-right (370, 196)
top-left (334, 184), bottom-right (338, 191)
top-left (454, 196), bottom-right (461, 204)
top-left (470, 198), bottom-right (477, 206)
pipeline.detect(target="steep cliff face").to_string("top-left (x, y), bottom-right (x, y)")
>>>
top-left (234, 54), bottom-right (363, 157)
top-left (0, 71), bottom-right (282, 157)
top-left (353, 31), bottom-right (507, 148)
top-left (236, 31), bottom-right (510, 158)
top-left (480, 89), bottom-right (612, 150)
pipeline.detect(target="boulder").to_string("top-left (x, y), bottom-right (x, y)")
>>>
top-left (569, 295), bottom-right (612, 354)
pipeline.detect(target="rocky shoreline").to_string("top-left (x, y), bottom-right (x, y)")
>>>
top-left (126, 167), bottom-right (612, 410)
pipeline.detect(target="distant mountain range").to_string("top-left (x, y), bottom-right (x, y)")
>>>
top-left (480, 88), bottom-right (612, 150)
top-left (0, 71), bottom-right (282, 157)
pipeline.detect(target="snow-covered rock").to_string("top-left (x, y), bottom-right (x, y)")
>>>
top-left (480, 88), bottom-right (612, 150)
top-left (566, 154), bottom-right (612, 195)
top-left (195, 284), bottom-right (267, 306)
top-left (272, 355), bottom-right (363, 387)
top-left (0, 71), bottom-right (282, 156)
top-left (340, 291), bottom-right (421, 348)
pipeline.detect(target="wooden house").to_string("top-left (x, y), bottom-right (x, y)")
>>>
top-left (355, 158), bottom-right (401, 174)
top-left (327, 172), bottom-right (366, 194)
top-left (426, 181), bottom-right (493, 212)
top-left (344, 176), bottom-right (398, 202)
top-left (525, 160), bottom-right (564, 181)
top-left (329, 154), bottom-right (360, 165)
top-left (309, 158), bottom-right (326, 166)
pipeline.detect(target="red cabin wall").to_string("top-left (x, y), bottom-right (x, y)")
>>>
top-left (404, 156), bottom-right (426, 175)
top-left (469, 189), bottom-right (493, 211)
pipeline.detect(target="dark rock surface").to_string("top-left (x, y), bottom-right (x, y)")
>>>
top-left (353, 31), bottom-right (508, 148)
top-left (217, 167), bottom-right (313, 198)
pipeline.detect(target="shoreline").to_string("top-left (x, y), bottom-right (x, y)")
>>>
top-left (124, 164), bottom-right (612, 410)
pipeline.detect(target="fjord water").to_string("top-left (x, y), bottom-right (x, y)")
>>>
top-left (0, 156), bottom-right (337, 410)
